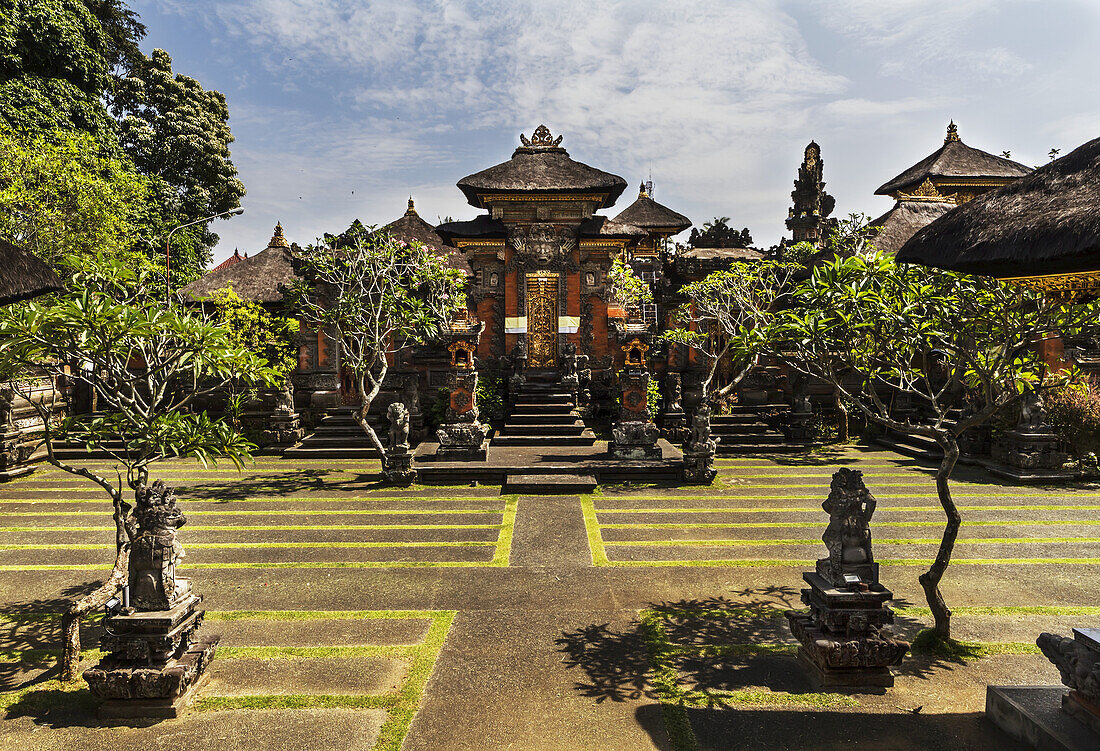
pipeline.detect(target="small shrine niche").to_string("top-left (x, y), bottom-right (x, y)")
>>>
top-left (622, 338), bottom-right (649, 367)
top-left (448, 340), bottom-right (475, 369)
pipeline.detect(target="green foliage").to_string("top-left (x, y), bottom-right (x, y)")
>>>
top-left (783, 240), bottom-right (818, 266)
top-left (647, 376), bottom-right (661, 418)
top-left (688, 216), bottom-right (753, 248)
top-left (1045, 379), bottom-right (1100, 463)
top-left (0, 0), bottom-right (116, 143)
top-left (0, 253), bottom-right (279, 487)
top-left (206, 285), bottom-right (298, 378)
top-left (429, 386), bottom-right (451, 428)
top-left (112, 48), bottom-right (245, 280)
top-left (0, 129), bottom-right (150, 267)
top-left (476, 368), bottom-right (503, 422)
top-left (607, 256), bottom-right (652, 314)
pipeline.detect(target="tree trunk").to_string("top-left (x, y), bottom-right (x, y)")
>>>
top-left (919, 438), bottom-right (962, 639)
top-left (60, 541), bottom-right (130, 681)
top-left (835, 392), bottom-right (849, 442)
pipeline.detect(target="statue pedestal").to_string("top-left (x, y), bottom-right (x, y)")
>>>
top-left (994, 428), bottom-right (1069, 471)
top-left (781, 411), bottom-right (815, 441)
top-left (786, 571), bottom-right (909, 689)
top-left (682, 438), bottom-right (718, 484)
top-left (262, 411), bottom-right (304, 447)
top-left (383, 447), bottom-right (415, 485)
top-left (609, 421), bottom-right (661, 460)
top-left (83, 593), bottom-right (219, 718)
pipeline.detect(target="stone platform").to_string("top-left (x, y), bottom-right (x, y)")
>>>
top-left (987, 686), bottom-right (1100, 751)
top-left (413, 439), bottom-right (684, 485)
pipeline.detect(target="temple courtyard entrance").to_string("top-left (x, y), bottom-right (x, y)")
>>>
top-left (0, 446), bottom-right (1095, 750)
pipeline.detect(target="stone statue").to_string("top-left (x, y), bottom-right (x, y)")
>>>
top-left (1018, 389), bottom-right (1049, 431)
top-left (681, 401), bottom-right (718, 484)
top-left (128, 480), bottom-right (191, 611)
top-left (387, 402), bottom-right (410, 451)
top-left (1037, 629), bottom-right (1100, 707)
top-left (819, 468), bottom-right (877, 585)
top-left (402, 374), bottom-right (421, 415)
top-left (665, 373), bottom-right (683, 414)
top-left (274, 380), bottom-right (294, 415)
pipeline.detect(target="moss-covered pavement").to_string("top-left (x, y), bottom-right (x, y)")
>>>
top-left (0, 446), bottom-right (1097, 749)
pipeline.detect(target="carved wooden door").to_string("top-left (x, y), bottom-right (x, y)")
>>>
top-left (526, 273), bottom-right (559, 368)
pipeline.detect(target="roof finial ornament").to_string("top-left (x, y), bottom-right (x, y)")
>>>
top-left (406, 197), bottom-right (417, 216)
top-left (945, 120), bottom-right (960, 143)
top-left (269, 222), bottom-right (289, 248)
top-left (520, 124), bottom-right (563, 149)
top-left (638, 181), bottom-right (649, 198)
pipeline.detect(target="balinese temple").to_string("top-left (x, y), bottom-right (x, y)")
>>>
top-left (870, 122), bottom-right (1032, 255)
top-left (435, 125), bottom-right (670, 373)
top-left (181, 223), bottom-right (296, 306)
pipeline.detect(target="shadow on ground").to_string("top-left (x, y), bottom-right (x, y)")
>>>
top-left (171, 468), bottom-right (386, 499)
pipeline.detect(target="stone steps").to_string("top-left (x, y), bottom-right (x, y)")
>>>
top-left (496, 380), bottom-right (595, 448)
top-left (503, 473), bottom-right (598, 494)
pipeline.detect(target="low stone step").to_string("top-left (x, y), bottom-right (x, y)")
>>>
top-left (711, 423), bottom-right (773, 434)
top-left (502, 421), bottom-right (587, 437)
top-left (492, 433), bottom-right (597, 447)
top-left (509, 404), bottom-right (576, 416)
top-left (281, 446), bottom-right (382, 458)
top-left (504, 473), bottom-right (597, 494)
top-left (712, 414), bottom-right (773, 425)
top-left (715, 442), bottom-right (803, 455)
top-left (715, 433), bottom-right (786, 445)
top-left (506, 414), bottom-right (581, 426)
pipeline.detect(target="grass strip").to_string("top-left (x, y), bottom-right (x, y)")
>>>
top-left (638, 610), bottom-right (699, 751)
top-left (580, 495), bottom-right (609, 566)
top-left (896, 605), bottom-right (1100, 617)
top-left (0, 524), bottom-right (502, 531)
top-left (0, 541), bottom-right (497, 550)
top-left (218, 645), bottom-right (419, 660)
top-left (0, 508), bottom-right (505, 517)
top-left (490, 496), bottom-right (518, 566)
top-left (597, 520), bottom-right (1100, 529)
top-left (194, 693), bottom-right (396, 711)
top-left (601, 537), bottom-right (1100, 547)
top-left (205, 609), bottom-right (440, 621)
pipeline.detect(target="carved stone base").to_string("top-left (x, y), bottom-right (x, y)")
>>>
top-left (994, 429), bottom-right (1070, 471)
top-left (682, 440), bottom-right (717, 484)
top-left (661, 411), bottom-right (687, 442)
top-left (383, 449), bottom-right (415, 485)
top-left (261, 413), bottom-right (305, 447)
top-left (795, 646), bottom-right (895, 689)
top-left (781, 411), bottom-right (815, 441)
top-left (610, 421), bottom-right (661, 460)
top-left (86, 635), bottom-right (219, 719)
top-left (435, 422), bottom-right (490, 461)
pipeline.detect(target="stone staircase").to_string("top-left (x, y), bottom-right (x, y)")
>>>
top-left (283, 408), bottom-right (387, 459)
top-left (712, 404), bottom-right (793, 455)
top-left (494, 377), bottom-right (596, 448)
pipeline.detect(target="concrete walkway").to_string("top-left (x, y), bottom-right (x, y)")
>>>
top-left (0, 446), bottom-right (1096, 749)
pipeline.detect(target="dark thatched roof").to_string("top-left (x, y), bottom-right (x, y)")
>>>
top-left (181, 224), bottom-right (297, 304)
top-left (381, 199), bottom-right (471, 276)
top-left (868, 199), bottom-right (957, 256)
top-left (579, 216), bottom-right (647, 238)
top-left (0, 238), bottom-right (63, 305)
top-left (435, 215), bottom-right (507, 241)
top-left (897, 136), bottom-right (1100, 277)
top-left (678, 247), bottom-right (765, 262)
top-left (457, 127), bottom-right (627, 209)
top-left (612, 184), bottom-right (691, 234)
top-left (875, 123), bottom-right (1031, 196)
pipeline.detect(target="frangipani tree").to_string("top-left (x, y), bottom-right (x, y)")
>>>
top-left (289, 229), bottom-right (466, 456)
top-left (778, 233), bottom-right (1100, 639)
top-left (0, 255), bottom-right (277, 679)
top-left (664, 259), bottom-right (798, 404)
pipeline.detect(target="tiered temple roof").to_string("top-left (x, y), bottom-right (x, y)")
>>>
top-left (0, 238), bottom-right (62, 305)
top-left (456, 125), bottom-right (628, 209)
top-left (381, 199), bottom-right (471, 276)
top-left (869, 199), bottom-right (956, 256)
top-left (181, 223), bottom-right (296, 304)
top-left (875, 121), bottom-right (1032, 200)
top-left (898, 135), bottom-right (1100, 284)
top-left (612, 183), bottom-right (691, 235)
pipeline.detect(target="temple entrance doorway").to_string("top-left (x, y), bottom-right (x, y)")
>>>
top-left (525, 272), bottom-right (559, 370)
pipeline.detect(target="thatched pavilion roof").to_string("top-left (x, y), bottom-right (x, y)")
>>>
top-left (181, 223), bottom-right (296, 304)
top-left (868, 199), bottom-right (956, 256)
top-left (0, 238), bottom-right (63, 305)
top-left (897, 136), bottom-right (1100, 277)
top-left (381, 199), bottom-right (471, 276)
top-left (579, 216), bottom-right (647, 239)
top-left (457, 126), bottom-right (627, 209)
top-left (612, 183), bottom-right (692, 235)
top-left (875, 122), bottom-right (1031, 196)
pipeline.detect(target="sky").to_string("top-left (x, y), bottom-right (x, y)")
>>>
top-left (132, 0), bottom-right (1100, 265)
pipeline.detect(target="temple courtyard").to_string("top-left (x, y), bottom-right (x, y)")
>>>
top-left (0, 447), bottom-right (1096, 750)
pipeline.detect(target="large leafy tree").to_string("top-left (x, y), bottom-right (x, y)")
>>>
top-left (112, 48), bottom-right (245, 283)
top-left (0, 0), bottom-right (116, 142)
top-left (0, 128), bottom-right (151, 267)
top-left (0, 256), bottom-right (277, 680)
top-left (778, 223), bottom-right (1100, 639)
top-left (688, 217), bottom-right (753, 249)
top-left (290, 229), bottom-right (466, 456)
top-left (665, 260), bottom-right (797, 403)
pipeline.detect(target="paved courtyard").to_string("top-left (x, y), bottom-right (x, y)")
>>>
top-left (0, 445), bottom-right (1097, 750)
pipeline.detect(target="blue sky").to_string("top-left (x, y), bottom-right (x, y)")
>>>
top-left (133, 0), bottom-right (1100, 264)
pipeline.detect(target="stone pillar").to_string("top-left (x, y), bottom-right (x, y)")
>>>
top-left (83, 481), bottom-right (219, 718)
top-left (786, 469), bottom-right (910, 689)
top-left (610, 367), bottom-right (660, 460)
top-left (260, 381), bottom-right (305, 446)
top-left (661, 371), bottom-right (686, 441)
top-left (382, 402), bottom-right (415, 484)
top-left (435, 328), bottom-right (490, 461)
top-left (781, 369), bottom-right (814, 440)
